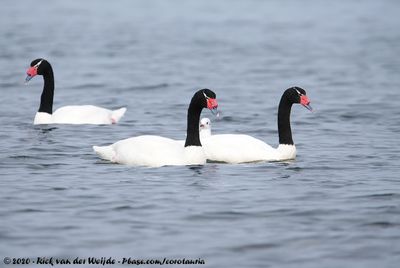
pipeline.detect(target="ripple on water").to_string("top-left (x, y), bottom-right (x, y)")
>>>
top-left (14, 208), bottom-right (45, 213)
top-left (187, 211), bottom-right (252, 221)
top-left (353, 193), bottom-right (400, 200)
top-left (360, 221), bottom-right (400, 228)
top-left (51, 187), bottom-right (68, 191)
top-left (229, 242), bottom-right (279, 253)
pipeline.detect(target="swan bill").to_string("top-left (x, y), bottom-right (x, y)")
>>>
top-left (300, 94), bottom-right (313, 112)
top-left (25, 75), bottom-right (33, 83)
top-left (210, 107), bottom-right (220, 117)
top-left (206, 98), bottom-right (219, 117)
top-left (303, 103), bottom-right (313, 112)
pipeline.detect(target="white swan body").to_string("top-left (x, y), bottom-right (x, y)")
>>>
top-left (34, 106), bottom-right (126, 125)
top-left (201, 134), bottom-right (296, 163)
top-left (93, 89), bottom-right (219, 167)
top-left (26, 58), bottom-right (126, 125)
top-left (197, 117), bottom-right (296, 162)
top-left (93, 136), bottom-right (205, 167)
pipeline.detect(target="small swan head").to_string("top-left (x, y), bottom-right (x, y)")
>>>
top-left (285, 86), bottom-right (313, 112)
top-left (25, 58), bottom-right (51, 83)
top-left (193, 89), bottom-right (219, 115)
top-left (203, 89), bottom-right (219, 116)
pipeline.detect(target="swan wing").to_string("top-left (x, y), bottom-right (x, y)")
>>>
top-left (51, 105), bottom-right (126, 124)
top-left (96, 135), bottom-right (205, 167)
top-left (202, 134), bottom-right (279, 163)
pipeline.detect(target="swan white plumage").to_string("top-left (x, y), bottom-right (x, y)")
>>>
top-left (25, 58), bottom-right (127, 125)
top-left (93, 89), bottom-right (219, 167)
top-left (200, 87), bottom-right (313, 163)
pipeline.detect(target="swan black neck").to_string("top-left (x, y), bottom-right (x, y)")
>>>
top-left (38, 67), bottom-right (54, 114)
top-left (184, 101), bottom-right (202, 147)
top-left (278, 95), bottom-right (294, 145)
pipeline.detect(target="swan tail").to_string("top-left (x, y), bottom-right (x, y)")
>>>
top-left (111, 107), bottom-right (127, 124)
top-left (93, 145), bottom-right (116, 161)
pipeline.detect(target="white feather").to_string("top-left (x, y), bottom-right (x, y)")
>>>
top-left (33, 106), bottom-right (126, 125)
top-left (199, 117), bottom-right (296, 163)
top-left (202, 134), bottom-right (296, 163)
top-left (93, 135), bottom-right (206, 167)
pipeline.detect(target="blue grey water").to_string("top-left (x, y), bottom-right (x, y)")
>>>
top-left (1, 0), bottom-right (400, 267)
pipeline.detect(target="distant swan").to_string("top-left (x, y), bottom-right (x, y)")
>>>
top-left (25, 58), bottom-right (126, 125)
top-left (201, 87), bottom-right (313, 163)
top-left (93, 89), bottom-right (219, 167)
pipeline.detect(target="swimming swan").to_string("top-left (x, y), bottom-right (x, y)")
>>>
top-left (93, 89), bottom-right (219, 167)
top-left (25, 58), bottom-right (126, 125)
top-left (201, 87), bottom-right (312, 163)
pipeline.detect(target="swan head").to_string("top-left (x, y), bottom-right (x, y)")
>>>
top-left (285, 86), bottom-right (313, 111)
top-left (194, 89), bottom-right (219, 115)
top-left (25, 58), bottom-right (51, 83)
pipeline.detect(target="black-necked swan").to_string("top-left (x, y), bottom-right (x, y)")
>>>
top-left (93, 89), bottom-right (219, 167)
top-left (200, 87), bottom-right (312, 163)
top-left (176, 117), bottom-right (212, 146)
top-left (25, 58), bottom-right (127, 125)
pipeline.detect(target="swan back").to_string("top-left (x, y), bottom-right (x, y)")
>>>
top-left (94, 135), bottom-right (206, 167)
top-left (33, 105), bottom-right (127, 125)
top-left (201, 134), bottom-right (294, 163)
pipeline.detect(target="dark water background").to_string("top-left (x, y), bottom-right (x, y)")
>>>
top-left (1, 0), bottom-right (400, 267)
